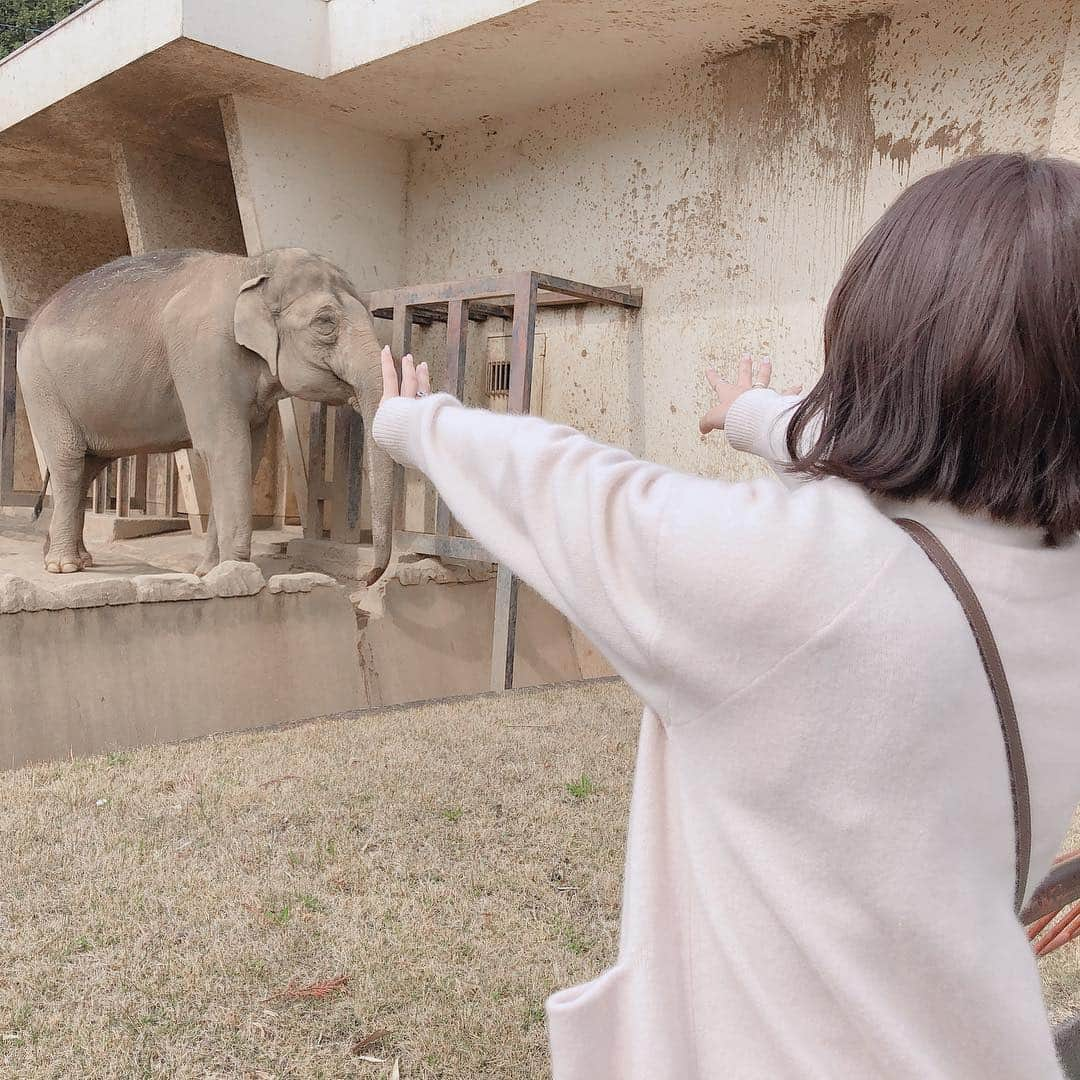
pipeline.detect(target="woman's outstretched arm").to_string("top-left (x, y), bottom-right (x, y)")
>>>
top-left (373, 370), bottom-right (677, 709)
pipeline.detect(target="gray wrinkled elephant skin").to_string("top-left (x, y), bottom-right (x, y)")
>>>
top-left (19, 249), bottom-right (394, 584)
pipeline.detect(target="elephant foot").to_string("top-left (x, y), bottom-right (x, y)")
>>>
top-left (77, 549), bottom-right (94, 569)
top-left (45, 558), bottom-right (81, 574)
top-left (193, 560), bottom-right (216, 578)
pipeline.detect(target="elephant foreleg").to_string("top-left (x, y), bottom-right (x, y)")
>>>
top-left (75, 455), bottom-right (109, 569)
top-left (195, 421), bottom-right (263, 570)
top-left (43, 456), bottom-right (88, 574)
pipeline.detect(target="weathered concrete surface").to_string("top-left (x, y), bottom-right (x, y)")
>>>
top-left (0, 587), bottom-right (366, 769)
top-left (404, 1), bottom-right (1074, 481)
top-left (353, 577), bottom-right (613, 708)
top-left (0, 199), bottom-right (128, 317)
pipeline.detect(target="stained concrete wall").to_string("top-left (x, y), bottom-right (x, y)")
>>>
top-left (221, 95), bottom-right (408, 288)
top-left (404, 1), bottom-right (1073, 479)
top-left (0, 199), bottom-right (128, 317)
top-left (0, 587), bottom-right (366, 769)
top-left (0, 198), bottom-right (129, 492)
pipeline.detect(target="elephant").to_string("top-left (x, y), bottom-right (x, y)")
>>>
top-left (19, 248), bottom-right (394, 584)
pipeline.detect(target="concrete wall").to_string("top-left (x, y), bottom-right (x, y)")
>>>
top-left (222, 95), bottom-right (408, 289)
top-left (0, 586), bottom-right (366, 769)
top-left (403, 1), bottom-right (1073, 479)
top-left (0, 199), bottom-right (128, 317)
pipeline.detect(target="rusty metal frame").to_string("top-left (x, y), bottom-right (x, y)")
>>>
top-left (0, 316), bottom-right (38, 508)
top-left (366, 270), bottom-right (641, 692)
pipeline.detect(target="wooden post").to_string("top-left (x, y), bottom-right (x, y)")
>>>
top-left (436, 299), bottom-right (469, 537)
top-left (489, 272), bottom-right (538, 692)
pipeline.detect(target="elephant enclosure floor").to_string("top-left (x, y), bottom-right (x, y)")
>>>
top-left (0, 678), bottom-right (1077, 1080)
top-left (0, 509), bottom-right (300, 586)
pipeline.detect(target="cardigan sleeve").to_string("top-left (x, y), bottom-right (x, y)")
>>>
top-left (373, 392), bottom-right (878, 721)
top-left (373, 394), bottom-right (677, 708)
top-left (724, 388), bottom-right (811, 489)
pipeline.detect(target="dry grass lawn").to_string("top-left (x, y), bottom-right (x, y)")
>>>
top-left (0, 677), bottom-right (1077, 1079)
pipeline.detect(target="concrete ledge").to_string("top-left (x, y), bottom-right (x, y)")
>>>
top-left (352, 576), bottom-right (613, 707)
top-left (1, 587), bottom-right (365, 769)
top-left (82, 513), bottom-right (190, 543)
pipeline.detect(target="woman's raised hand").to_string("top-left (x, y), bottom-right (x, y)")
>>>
top-left (380, 345), bottom-right (431, 403)
top-left (698, 354), bottom-right (801, 435)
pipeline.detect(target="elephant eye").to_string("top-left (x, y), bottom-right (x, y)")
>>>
top-left (312, 308), bottom-right (339, 338)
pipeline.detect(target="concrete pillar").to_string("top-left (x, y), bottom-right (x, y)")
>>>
top-left (0, 199), bottom-right (129, 494)
top-left (221, 94), bottom-right (410, 532)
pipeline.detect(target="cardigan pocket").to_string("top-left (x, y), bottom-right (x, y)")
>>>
top-left (546, 962), bottom-right (631, 1079)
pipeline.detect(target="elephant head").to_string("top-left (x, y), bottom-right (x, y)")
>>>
top-left (234, 248), bottom-right (394, 586)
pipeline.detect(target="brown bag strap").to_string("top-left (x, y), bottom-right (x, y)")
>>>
top-left (894, 517), bottom-right (1032, 915)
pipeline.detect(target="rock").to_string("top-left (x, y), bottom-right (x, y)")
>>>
top-left (267, 572), bottom-right (337, 595)
top-left (393, 554), bottom-right (495, 586)
top-left (131, 573), bottom-right (211, 603)
top-left (0, 573), bottom-right (63, 613)
top-left (50, 577), bottom-right (137, 609)
top-left (202, 560), bottom-right (266, 598)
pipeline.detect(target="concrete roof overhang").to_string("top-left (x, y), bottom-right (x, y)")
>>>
top-left (0, 0), bottom-right (899, 215)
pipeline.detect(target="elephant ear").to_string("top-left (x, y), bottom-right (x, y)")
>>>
top-left (234, 274), bottom-right (279, 377)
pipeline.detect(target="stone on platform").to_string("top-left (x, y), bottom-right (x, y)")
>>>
top-left (0, 573), bottom-right (63, 614)
top-left (393, 553), bottom-right (495, 586)
top-left (131, 573), bottom-right (211, 603)
top-left (203, 560), bottom-right (265, 598)
top-left (267, 572), bottom-right (337, 594)
top-left (52, 577), bottom-right (138, 609)
top-left (287, 538), bottom-right (373, 582)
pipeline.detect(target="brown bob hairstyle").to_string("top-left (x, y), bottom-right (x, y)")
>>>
top-left (786, 152), bottom-right (1080, 545)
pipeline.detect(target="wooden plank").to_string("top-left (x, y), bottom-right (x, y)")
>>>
top-left (343, 408), bottom-right (365, 542)
top-left (175, 450), bottom-right (210, 536)
top-left (115, 456), bottom-right (129, 517)
top-left (508, 271), bottom-right (538, 416)
top-left (390, 304), bottom-right (412, 533)
top-left (305, 402), bottom-right (328, 539)
top-left (277, 397), bottom-right (308, 530)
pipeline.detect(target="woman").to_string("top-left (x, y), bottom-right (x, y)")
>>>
top-left (373, 153), bottom-right (1080, 1078)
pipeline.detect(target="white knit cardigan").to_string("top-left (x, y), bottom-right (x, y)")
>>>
top-left (373, 387), bottom-right (1078, 1079)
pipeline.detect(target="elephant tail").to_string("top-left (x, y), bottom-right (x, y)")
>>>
top-left (31, 468), bottom-right (50, 522)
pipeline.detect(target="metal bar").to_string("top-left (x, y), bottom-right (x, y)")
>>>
top-left (436, 299), bottom-right (470, 536)
top-left (534, 273), bottom-right (642, 308)
top-left (395, 530), bottom-right (494, 563)
top-left (508, 271), bottom-right (538, 415)
top-left (490, 563), bottom-right (520, 692)
top-left (365, 274), bottom-right (640, 315)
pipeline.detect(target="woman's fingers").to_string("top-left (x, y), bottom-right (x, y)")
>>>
top-left (737, 353), bottom-right (753, 388)
top-left (705, 367), bottom-right (724, 392)
top-left (755, 357), bottom-right (772, 388)
top-left (417, 362), bottom-right (432, 396)
top-left (380, 345), bottom-right (399, 400)
top-left (400, 353), bottom-right (418, 398)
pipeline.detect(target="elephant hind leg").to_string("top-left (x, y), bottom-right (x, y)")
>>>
top-left (75, 456), bottom-right (109, 568)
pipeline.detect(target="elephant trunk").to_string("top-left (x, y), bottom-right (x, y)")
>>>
top-left (358, 395), bottom-right (395, 586)
top-left (341, 315), bottom-right (396, 587)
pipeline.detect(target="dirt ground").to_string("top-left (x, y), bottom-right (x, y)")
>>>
top-left (0, 678), bottom-right (1077, 1079)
